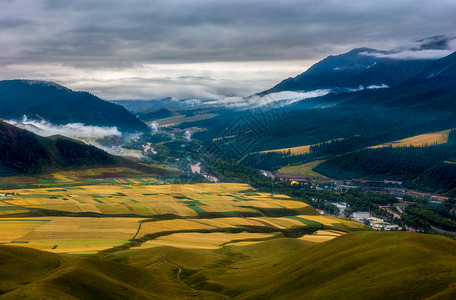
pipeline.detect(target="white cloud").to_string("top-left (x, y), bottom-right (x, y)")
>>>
top-left (208, 89), bottom-right (331, 108)
top-left (5, 117), bottom-right (121, 139)
top-left (363, 49), bottom-right (454, 60)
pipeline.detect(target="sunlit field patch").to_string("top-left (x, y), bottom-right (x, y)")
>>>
top-left (370, 129), bottom-right (451, 148)
top-left (138, 232), bottom-right (276, 249)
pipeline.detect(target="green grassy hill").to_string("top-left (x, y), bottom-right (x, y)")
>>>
top-left (0, 120), bottom-right (176, 177)
top-left (3, 231), bottom-right (456, 299)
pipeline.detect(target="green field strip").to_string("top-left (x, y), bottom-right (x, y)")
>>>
top-left (0, 219), bottom-right (51, 222)
top-left (285, 216), bottom-right (322, 226)
top-left (244, 193), bottom-right (260, 196)
top-left (186, 205), bottom-right (206, 214)
top-left (121, 185), bottom-right (133, 189)
top-left (103, 179), bottom-right (117, 184)
top-left (47, 189), bottom-right (67, 192)
top-left (0, 205), bottom-right (28, 211)
top-left (135, 178), bottom-right (148, 184)
top-left (112, 192), bottom-right (127, 196)
top-left (221, 211), bottom-right (241, 216)
top-left (37, 180), bottom-right (52, 184)
top-left (86, 179), bottom-right (102, 183)
top-left (89, 194), bottom-right (103, 198)
top-left (92, 199), bottom-right (104, 203)
top-left (180, 200), bottom-right (207, 206)
top-left (227, 194), bottom-right (249, 201)
top-left (128, 202), bottom-right (154, 215)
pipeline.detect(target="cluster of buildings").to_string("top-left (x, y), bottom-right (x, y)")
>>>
top-left (0, 192), bottom-right (17, 197)
top-left (351, 212), bottom-right (400, 231)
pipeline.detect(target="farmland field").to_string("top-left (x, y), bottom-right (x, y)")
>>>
top-left (1, 183), bottom-right (314, 217)
top-left (138, 232), bottom-right (279, 249)
top-left (0, 182), bottom-right (366, 254)
top-left (260, 145), bottom-right (311, 154)
top-left (370, 129), bottom-right (451, 148)
top-left (259, 138), bottom-right (345, 155)
top-left (0, 167), bottom-right (173, 189)
top-left (278, 160), bottom-right (327, 177)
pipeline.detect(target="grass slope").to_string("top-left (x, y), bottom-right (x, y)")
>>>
top-left (3, 232), bottom-right (456, 299)
top-left (181, 231), bottom-right (456, 299)
top-left (0, 245), bottom-right (220, 299)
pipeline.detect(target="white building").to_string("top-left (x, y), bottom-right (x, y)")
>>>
top-left (351, 211), bottom-right (371, 220)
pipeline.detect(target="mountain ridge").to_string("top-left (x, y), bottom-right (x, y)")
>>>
top-left (0, 80), bottom-right (150, 133)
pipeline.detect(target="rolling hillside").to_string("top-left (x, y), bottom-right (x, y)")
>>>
top-left (2, 231), bottom-right (456, 299)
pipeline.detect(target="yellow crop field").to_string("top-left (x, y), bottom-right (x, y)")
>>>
top-left (259, 138), bottom-right (345, 155)
top-left (370, 129), bottom-right (452, 148)
top-left (299, 229), bottom-right (344, 243)
top-left (0, 217), bottom-right (141, 254)
top-left (2, 183), bottom-right (309, 217)
top-left (0, 182), bottom-right (365, 254)
top-left (299, 215), bottom-right (366, 229)
top-left (278, 160), bottom-right (327, 177)
top-left (138, 232), bottom-right (276, 249)
top-left (260, 145), bottom-right (311, 155)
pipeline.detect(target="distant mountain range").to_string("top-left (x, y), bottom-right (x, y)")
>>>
top-left (261, 35), bottom-right (456, 96)
top-left (260, 48), bottom-right (435, 95)
top-left (0, 80), bottom-right (149, 133)
top-left (179, 44), bottom-right (456, 155)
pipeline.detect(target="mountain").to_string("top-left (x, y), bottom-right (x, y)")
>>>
top-left (0, 120), bottom-right (172, 176)
top-left (182, 49), bottom-right (456, 158)
top-left (2, 231), bottom-right (456, 299)
top-left (0, 119), bottom-right (114, 175)
top-left (420, 50), bottom-right (456, 83)
top-left (260, 48), bottom-right (436, 95)
top-left (0, 80), bottom-right (149, 133)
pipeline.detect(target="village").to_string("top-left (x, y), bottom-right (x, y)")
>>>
top-left (261, 170), bottom-right (450, 232)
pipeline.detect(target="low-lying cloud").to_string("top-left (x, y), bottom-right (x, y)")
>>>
top-left (361, 35), bottom-right (456, 60)
top-left (364, 49), bottom-right (455, 60)
top-left (208, 90), bottom-right (331, 108)
top-left (6, 117), bottom-right (122, 139)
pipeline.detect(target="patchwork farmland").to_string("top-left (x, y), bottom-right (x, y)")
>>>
top-left (0, 182), bottom-right (365, 254)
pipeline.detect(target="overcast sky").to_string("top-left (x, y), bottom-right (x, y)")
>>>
top-left (1, 0), bottom-right (456, 101)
